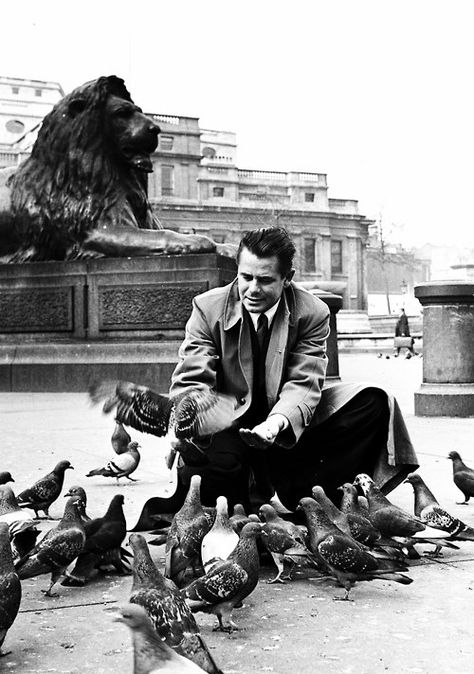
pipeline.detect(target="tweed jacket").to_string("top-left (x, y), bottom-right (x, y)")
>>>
top-left (170, 279), bottom-right (330, 448)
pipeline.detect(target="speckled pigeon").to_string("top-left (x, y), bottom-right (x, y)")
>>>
top-left (0, 522), bottom-right (21, 657)
top-left (181, 521), bottom-right (262, 632)
top-left (17, 460), bottom-right (73, 518)
top-left (114, 603), bottom-right (207, 673)
top-left (129, 534), bottom-right (223, 674)
top-left (165, 475), bottom-right (210, 587)
top-left (0, 473), bottom-right (14, 486)
top-left (89, 380), bottom-right (236, 440)
top-left (86, 441), bottom-right (141, 483)
top-left (15, 496), bottom-right (86, 596)
top-left (405, 472), bottom-right (474, 552)
top-left (62, 494), bottom-right (129, 586)
top-left (0, 485), bottom-right (39, 561)
top-left (112, 419), bottom-right (132, 454)
top-left (298, 497), bottom-right (412, 600)
top-left (447, 451), bottom-right (474, 505)
top-left (259, 503), bottom-right (318, 583)
top-left (201, 496), bottom-right (239, 573)
top-left (64, 486), bottom-right (91, 521)
top-left (354, 473), bottom-right (459, 558)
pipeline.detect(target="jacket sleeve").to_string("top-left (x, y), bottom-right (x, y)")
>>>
top-left (169, 297), bottom-right (218, 396)
top-left (271, 305), bottom-right (330, 448)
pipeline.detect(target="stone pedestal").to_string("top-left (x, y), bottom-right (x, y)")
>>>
top-left (414, 281), bottom-right (474, 416)
top-left (310, 289), bottom-right (343, 380)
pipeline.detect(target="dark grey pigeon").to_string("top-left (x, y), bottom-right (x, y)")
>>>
top-left (17, 460), bottom-right (73, 518)
top-left (0, 522), bottom-right (21, 656)
top-left (448, 451), bottom-right (474, 505)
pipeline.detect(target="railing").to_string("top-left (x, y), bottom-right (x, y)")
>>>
top-left (238, 169), bottom-right (287, 182)
top-left (150, 114), bottom-right (181, 125)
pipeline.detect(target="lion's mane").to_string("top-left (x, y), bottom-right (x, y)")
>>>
top-left (8, 75), bottom-right (160, 262)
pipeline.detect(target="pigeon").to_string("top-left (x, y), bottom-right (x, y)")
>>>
top-left (405, 472), bottom-right (474, 550)
top-left (447, 451), bottom-right (474, 505)
top-left (17, 460), bottom-right (74, 518)
top-left (86, 441), bottom-right (141, 483)
top-left (229, 504), bottom-right (256, 534)
top-left (258, 503), bottom-right (317, 583)
top-left (64, 486), bottom-right (91, 521)
top-left (89, 380), bottom-right (236, 441)
top-left (114, 603), bottom-right (207, 673)
top-left (0, 473), bottom-right (14, 486)
top-left (165, 475), bottom-right (210, 587)
top-left (62, 494), bottom-right (129, 586)
top-left (298, 497), bottom-right (412, 601)
top-left (181, 521), bottom-right (262, 632)
top-left (0, 485), bottom-right (39, 561)
top-left (354, 473), bottom-right (459, 557)
top-left (201, 496), bottom-right (239, 573)
top-left (111, 419), bottom-right (132, 454)
top-left (129, 534), bottom-right (223, 674)
top-left (15, 495), bottom-right (86, 596)
top-left (311, 486), bottom-right (353, 536)
top-left (0, 522), bottom-right (21, 657)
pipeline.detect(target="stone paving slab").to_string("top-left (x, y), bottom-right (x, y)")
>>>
top-left (2, 353), bottom-right (474, 673)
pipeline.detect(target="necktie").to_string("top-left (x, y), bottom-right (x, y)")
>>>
top-left (256, 313), bottom-right (268, 353)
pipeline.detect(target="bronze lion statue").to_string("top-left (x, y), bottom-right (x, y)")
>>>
top-left (0, 75), bottom-right (229, 263)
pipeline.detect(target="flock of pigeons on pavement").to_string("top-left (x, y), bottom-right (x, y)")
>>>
top-left (1, 381), bottom-right (474, 673)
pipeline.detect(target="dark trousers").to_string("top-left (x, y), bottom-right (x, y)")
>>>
top-left (180, 388), bottom-right (390, 512)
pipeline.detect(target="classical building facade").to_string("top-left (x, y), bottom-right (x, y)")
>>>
top-left (149, 114), bottom-right (373, 310)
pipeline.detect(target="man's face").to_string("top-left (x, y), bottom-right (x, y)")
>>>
top-left (237, 247), bottom-right (292, 313)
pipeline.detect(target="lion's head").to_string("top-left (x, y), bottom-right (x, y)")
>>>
top-left (8, 76), bottom-right (162, 261)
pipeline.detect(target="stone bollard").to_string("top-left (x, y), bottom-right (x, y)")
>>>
top-left (414, 281), bottom-right (474, 416)
top-left (310, 290), bottom-right (343, 380)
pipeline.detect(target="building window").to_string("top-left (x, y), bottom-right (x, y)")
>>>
top-left (161, 165), bottom-right (174, 196)
top-left (304, 238), bottom-right (317, 273)
top-left (160, 135), bottom-right (174, 151)
top-left (34, 89), bottom-right (42, 97)
top-left (305, 192), bottom-right (315, 202)
top-left (213, 186), bottom-right (225, 197)
top-left (331, 240), bottom-right (343, 274)
top-left (11, 86), bottom-right (19, 95)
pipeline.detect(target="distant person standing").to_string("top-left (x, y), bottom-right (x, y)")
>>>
top-left (394, 308), bottom-right (416, 357)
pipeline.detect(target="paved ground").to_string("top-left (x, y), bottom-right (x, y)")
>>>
top-left (2, 353), bottom-right (474, 673)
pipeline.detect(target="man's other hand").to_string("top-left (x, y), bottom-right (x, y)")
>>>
top-left (171, 438), bottom-right (210, 466)
top-left (239, 415), bottom-right (287, 449)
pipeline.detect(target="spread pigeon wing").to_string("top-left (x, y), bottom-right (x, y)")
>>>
top-left (172, 390), bottom-right (237, 438)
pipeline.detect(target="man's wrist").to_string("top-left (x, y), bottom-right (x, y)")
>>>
top-left (268, 414), bottom-right (289, 433)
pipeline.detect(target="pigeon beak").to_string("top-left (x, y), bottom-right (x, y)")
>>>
top-left (68, 466), bottom-right (74, 470)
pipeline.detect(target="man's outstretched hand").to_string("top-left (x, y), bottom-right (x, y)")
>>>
top-left (239, 414), bottom-right (288, 449)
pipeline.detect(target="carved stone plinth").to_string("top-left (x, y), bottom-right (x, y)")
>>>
top-left (414, 282), bottom-right (474, 417)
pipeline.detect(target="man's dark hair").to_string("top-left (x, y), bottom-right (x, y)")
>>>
top-left (237, 227), bottom-right (296, 277)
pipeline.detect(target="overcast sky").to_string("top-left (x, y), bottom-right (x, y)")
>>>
top-left (2, 0), bottom-right (473, 248)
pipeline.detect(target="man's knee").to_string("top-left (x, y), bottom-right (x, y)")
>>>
top-left (352, 388), bottom-right (389, 422)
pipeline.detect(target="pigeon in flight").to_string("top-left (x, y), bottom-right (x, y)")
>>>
top-left (129, 534), bottom-right (223, 674)
top-left (89, 380), bottom-right (236, 440)
top-left (86, 442), bottom-right (141, 483)
top-left (17, 460), bottom-right (73, 519)
top-left (447, 451), bottom-right (474, 505)
top-left (0, 522), bottom-right (21, 657)
top-left (113, 603), bottom-right (207, 673)
top-left (111, 420), bottom-right (132, 455)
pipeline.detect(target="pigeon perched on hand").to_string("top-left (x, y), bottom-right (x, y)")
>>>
top-left (405, 472), bottom-right (474, 549)
top-left (0, 472), bottom-right (14, 486)
top-left (89, 380), bottom-right (236, 440)
top-left (114, 603), bottom-right (207, 673)
top-left (17, 460), bottom-right (73, 519)
top-left (259, 503), bottom-right (317, 583)
top-left (86, 441), bottom-right (141, 483)
top-left (447, 451), bottom-right (474, 505)
top-left (354, 473), bottom-right (459, 558)
top-left (298, 497), bottom-right (412, 601)
top-left (64, 486), bottom-right (91, 522)
top-left (181, 521), bottom-right (262, 632)
top-left (165, 475), bottom-right (210, 587)
top-left (0, 522), bottom-right (21, 657)
top-left (62, 494), bottom-right (129, 586)
top-left (111, 420), bottom-right (132, 455)
top-left (0, 485), bottom-right (39, 561)
top-left (15, 496), bottom-right (86, 596)
top-left (129, 534), bottom-right (223, 674)
top-left (201, 496), bottom-right (239, 573)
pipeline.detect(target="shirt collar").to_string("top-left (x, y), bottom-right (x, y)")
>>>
top-left (248, 298), bottom-right (281, 330)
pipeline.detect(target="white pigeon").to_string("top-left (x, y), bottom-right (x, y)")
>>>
top-left (201, 495), bottom-right (239, 572)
